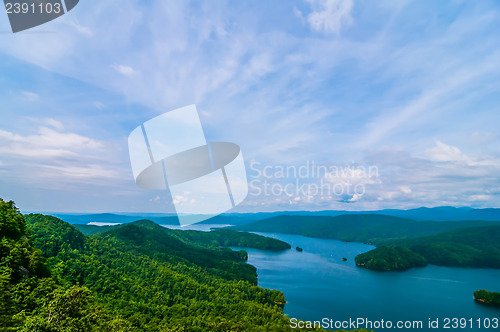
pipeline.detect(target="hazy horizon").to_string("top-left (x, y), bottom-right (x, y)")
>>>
top-left (23, 205), bottom-right (496, 215)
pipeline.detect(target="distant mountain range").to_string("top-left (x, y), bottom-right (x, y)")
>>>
top-left (51, 213), bottom-right (179, 225)
top-left (239, 206), bottom-right (500, 222)
top-left (49, 206), bottom-right (500, 226)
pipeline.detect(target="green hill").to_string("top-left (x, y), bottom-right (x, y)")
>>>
top-left (25, 214), bottom-right (86, 257)
top-left (355, 246), bottom-right (427, 271)
top-left (382, 225), bottom-right (500, 268)
top-left (172, 228), bottom-right (291, 250)
top-left (75, 220), bottom-right (291, 251)
top-left (92, 222), bottom-right (257, 283)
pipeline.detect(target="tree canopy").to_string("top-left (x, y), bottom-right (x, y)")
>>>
top-left (2, 199), bottom-right (350, 331)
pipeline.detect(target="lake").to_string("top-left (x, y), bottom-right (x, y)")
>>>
top-left (237, 232), bottom-right (500, 331)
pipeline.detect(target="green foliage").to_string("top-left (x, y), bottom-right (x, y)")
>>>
top-left (384, 226), bottom-right (500, 268)
top-left (93, 223), bottom-right (258, 284)
top-left (24, 214), bottom-right (86, 258)
top-left (238, 214), bottom-right (500, 269)
top-left (474, 289), bottom-right (500, 305)
top-left (355, 246), bottom-right (427, 271)
top-left (74, 224), bottom-right (118, 236)
top-left (2, 201), bottom-right (331, 331)
top-left (0, 201), bottom-right (50, 329)
top-left (234, 214), bottom-right (500, 244)
top-left (75, 220), bottom-right (291, 251)
top-left (0, 199), bottom-right (26, 240)
top-left (20, 286), bottom-right (96, 332)
top-left (171, 228), bottom-right (291, 250)
top-left (31, 219), bottom-right (311, 331)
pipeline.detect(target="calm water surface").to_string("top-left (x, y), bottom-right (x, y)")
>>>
top-left (237, 232), bottom-right (500, 331)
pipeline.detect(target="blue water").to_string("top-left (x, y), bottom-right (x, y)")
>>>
top-left (237, 233), bottom-right (500, 331)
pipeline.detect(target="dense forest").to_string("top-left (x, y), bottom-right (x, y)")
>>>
top-left (75, 221), bottom-right (291, 251)
top-left (354, 225), bottom-right (500, 271)
top-left (381, 226), bottom-right (500, 268)
top-left (234, 214), bottom-right (500, 269)
top-left (354, 246), bottom-right (427, 271)
top-left (1, 198), bottom-right (373, 331)
top-left (474, 290), bottom-right (500, 306)
top-left (0, 199), bottom-right (295, 331)
top-left (233, 214), bottom-right (500, 243)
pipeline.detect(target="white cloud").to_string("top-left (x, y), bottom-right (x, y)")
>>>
top-left (399, 186), bottom-right (412, 195)
top-left (305, 0), bottom-right (354, 34)
top-left (348, 193), bottom-right (362, 202)
top-left (426, 141), bottom-right (499, 166)
top-left (113, 64), bottom-right (139, 76)
top-left (173, 195), bottom-right (189, 205)
top-left (148, 196), bottom-right (163, 203)
top-left (43, 118), bottom-right (65, 131)
top-left (22, 91), bottom-right (39, 101)
top-left (426, 141), bottom-right (471, 164)
top-left (324, 167), bottom-right (381, 187)
top-left (69, 20), bottom-right (93, 37)
top-left (0, 126), bottom-right (104, 158)
top-left (0, 121), bottom-right (126, 188)
top-left (376, 191), bottom-right (402, 202)
top-left (39, 164), bottom-right (119, 180)
top-left (469, 195), bottom-right (491, 202)
top-left (293, 7), bottom-right (305, 22)
top-left (94, 102), bottom-right (105, 110)
top-left (363, 142), bottom-right (500, 209)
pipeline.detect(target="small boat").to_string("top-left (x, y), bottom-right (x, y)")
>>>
top-left (296, 246), bottom-right (303, 252)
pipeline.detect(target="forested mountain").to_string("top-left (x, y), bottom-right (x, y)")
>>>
top-left (76, 220), bottom-right (291, 251)
top-left (355, 246), bottom-right (427, 271)
top-left (233, 214), bottom-right (500, 270)
top-left (355, 225), bottom-right (500, 271)
top-left (381, 225), bottom-right (500, 268)
top-left (3, 199), bottom-right (372, 331)
top-left (232, 214), bottom-right (499, 243)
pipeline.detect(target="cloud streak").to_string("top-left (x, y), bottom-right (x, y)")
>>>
top-left (305, 0), bottom-right (354, 34)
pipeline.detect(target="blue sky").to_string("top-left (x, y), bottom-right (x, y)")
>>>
top-left (1, 0), bottom-right (500, 213)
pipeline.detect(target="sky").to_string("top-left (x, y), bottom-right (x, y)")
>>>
top-left (1, 0), bottom-right (500, 213)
